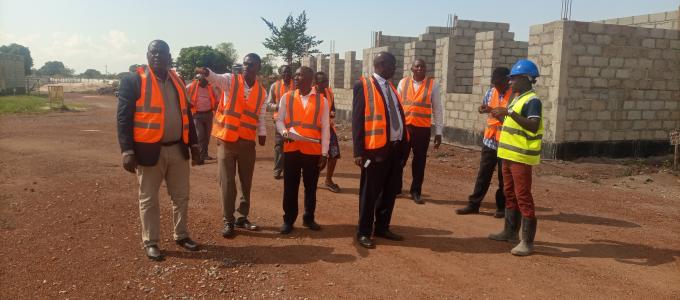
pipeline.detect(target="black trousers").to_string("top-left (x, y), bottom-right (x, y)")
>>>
top-left (468, 145), bottom-right (505, 211)
top-left (404, 125), bottom-right (431, 196)
top-left (273, 125), bottom-right (284, 174)
top-left (357, 142), bottom-right (405, 237)
top-left (283, 151), bottom-right (320, 225)
top-left (193, 111), bottom-right (213, 159)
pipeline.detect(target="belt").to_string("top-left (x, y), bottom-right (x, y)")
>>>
top-left (388, 140), bottom-right (402, 147)
top-left (161, 140), bottom-right (181, 147)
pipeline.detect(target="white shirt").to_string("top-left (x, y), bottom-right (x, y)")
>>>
top-left (276, 89), bottom-right (330, 156)
top-left (397, 77), bottom-right (444, 135)
top-left (372, 73), bottom-right (403, 141)
top-left (205, 69), bottom-right (267, 136)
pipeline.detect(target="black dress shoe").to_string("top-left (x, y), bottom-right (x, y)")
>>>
top-left (411, 192), bottom-right (425, 204)
top-left (175, 237), bottom-right (199, 251)
top-left (494, 209), bottom-right (505, 218)
top-left (455, 205), bottom-right (480, 215)
top-left (302, 220), bottom-right (321, 231)
top-left (356, 235), bottom-right (375, 249)
top-left (222, 222), bottom-right (235, 238)
top-left (145, 245), bottom-right (164, 261)
top-left (235, 219), bottom-right (259, 231)
top-left (280, 223), bottom-right (293, 234)
top-left (374, 230), bottom-right (404, 241)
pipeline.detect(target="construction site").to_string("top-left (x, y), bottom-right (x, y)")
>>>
top-left (1, 4), bottom-right (679, 300)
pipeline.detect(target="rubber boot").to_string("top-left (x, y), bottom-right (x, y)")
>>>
top-left (511, 217), bottom-right (537, 256)
top-left (488, 208), bottom-right (521, 242)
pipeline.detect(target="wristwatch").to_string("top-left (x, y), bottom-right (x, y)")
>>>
top-left (507, 107), bottom-right (513, 115)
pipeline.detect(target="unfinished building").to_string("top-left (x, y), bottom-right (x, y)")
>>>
top-left (301, 9), bottom-right (680, 160)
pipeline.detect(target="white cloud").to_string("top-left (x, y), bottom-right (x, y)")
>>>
top-left (1, 30), bottom-right (144, 73)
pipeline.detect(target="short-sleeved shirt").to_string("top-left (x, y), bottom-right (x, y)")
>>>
top-left (521, 98), bottom-right (542, 119)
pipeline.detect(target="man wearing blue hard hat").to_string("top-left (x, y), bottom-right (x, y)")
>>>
top-left (487, 59), bottom-right (543, 256)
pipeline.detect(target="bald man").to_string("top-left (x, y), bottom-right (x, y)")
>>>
top-left (352, 52), bottom-right (409, 249)
top-left (117, 40), bottom-right (202, 261)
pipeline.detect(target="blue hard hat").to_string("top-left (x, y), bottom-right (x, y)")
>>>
top-left (509, 59), bottom-right (540, 78)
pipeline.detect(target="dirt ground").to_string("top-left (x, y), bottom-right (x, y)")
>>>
top-left (1, 94), bottom-right (679, 299)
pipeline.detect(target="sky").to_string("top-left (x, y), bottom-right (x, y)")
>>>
top-left (1, 0), bottom-right (677, 74)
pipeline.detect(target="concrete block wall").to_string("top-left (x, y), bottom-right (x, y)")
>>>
top-left (362, 45), bottom-right (405, 85)
top-left (316, 55), bottom-right (330, 74)
top-left (434, 20), bottom-right (512, 94)
top-left (328, 53), bottom-right (345, 89)
top-left (557, 21), bottom-right (680, 143)
top-left (472, 30), bottom-right (528, 95)
top-left (595, 9), bottom-right (679, 30)
top-left (343, 51), bottom-right (362, 89)
top-left (301, 12), bottom-right (680, 159)
top-left (0, 53), bottom-right (25, 94)
top-left (301, 56), bottom-right (317, 71)
top-left (403, 40), bottom-right (437, 78)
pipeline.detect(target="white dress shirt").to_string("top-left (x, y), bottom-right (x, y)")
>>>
top-left (205, 69), bottom-right (267, 136)
top-left (397, 77), bottom-right (444, 135)
top-left (372, 73), bottom-right (403, 141)
top-left (276, 89), bottom-right (330, 156)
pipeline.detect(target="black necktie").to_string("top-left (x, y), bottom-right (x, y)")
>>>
top-left (384, 83), bottom-right (400, 134)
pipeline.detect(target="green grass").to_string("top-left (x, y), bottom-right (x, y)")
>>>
top-left (0, 95), bottom-right (49, 114)
top-left (0, 95), bottom-right (86, 114)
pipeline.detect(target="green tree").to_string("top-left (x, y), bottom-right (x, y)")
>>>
top-left (38, 61), bottom-right (74, 76)
top-left (260, 54), bottom-right (276, 78)
top-left (215, 42), bottom-right (238, 65)
top-left (175, 46), bottom-right (230, 80)
top-left (261, 11), bottom-right (322, 65)
top-left (0, 43), bottom-right (33, 74)
top-left (128, 64), bottom-right (142, 72)
top-left (81, 69), bottom-right (102, 79)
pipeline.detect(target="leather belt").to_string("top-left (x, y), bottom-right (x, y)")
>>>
top-left (161, 140), bottom-right (181, 146)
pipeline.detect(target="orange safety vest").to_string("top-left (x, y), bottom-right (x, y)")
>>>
top-left (271, 79), bottom-right (295, 120)
top-left (483, 88), bottom-right (513, 142)
top-left (133, 66), bottom-right (189, 144)
top-left (400, 76), bottom-right (434, 128)
top-left (211, 74), bottom-right (266, 142)
top-left (187, 81), bottom-right (217, 114)
top-left (283, 90), bottom-right (325, 155)
top-left (322, 87), bottom-right (336, 131)
top-left (359, 76), bottom-right (391, 150)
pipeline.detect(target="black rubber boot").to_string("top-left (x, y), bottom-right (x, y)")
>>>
top-left (488, 208), bottom-right (521, 242)
top-left (511, 217), bottom-right (537, 256)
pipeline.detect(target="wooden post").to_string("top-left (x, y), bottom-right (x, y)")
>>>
top-left (675, 144), bottom-right (679, 171)
top-left (671, 129), bottom-right (680, 171)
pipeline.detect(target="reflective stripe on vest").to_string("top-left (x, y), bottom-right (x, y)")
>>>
top-left (283, 90), bottom-right (324, 155)
top-left (483, 88), bottom-right (513, 142)
top-left (211, 74), bottom-right (265, 142)
top-left (360, 76), bottom-right (387, 149)
top-left (324, 87), bottom-right (336, 131)
top-left (497, 90), bottom-right (544, 165)
top-left (133, 66), bottom-right (189, 144)
top-left (401, 76), bottom-right (433, 127)
top-left (272, 79), bottom-right (294, 120)
top-left (189, 81), bottom-right (216, 114)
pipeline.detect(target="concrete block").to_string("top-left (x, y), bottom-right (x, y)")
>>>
top-left (578, 56), bottom-right (594, 66)
top-left (642, 111), bottom-right (656, 120)
top-left (588, 22), bottom-right (605, 33)
top-left (642, 38), bottom-right (656, 48)
top-left (610, 58), bottom-right (624, 67)
top-left (633, 14), bottom-right (650, 24)
top-left (635, 101), bottom-right (650, 109)
top-left (645, 90), bottom-right (658, 100)
top-left (615, 69), bottom-right (630, 79)
top-left (586, 45), bottom-right (602, 56)
top-left (529, 24), bottom-right (544, 35)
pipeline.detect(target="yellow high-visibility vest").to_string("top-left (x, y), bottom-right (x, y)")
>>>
top-left (497, 90), bottom-right (544, 165)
